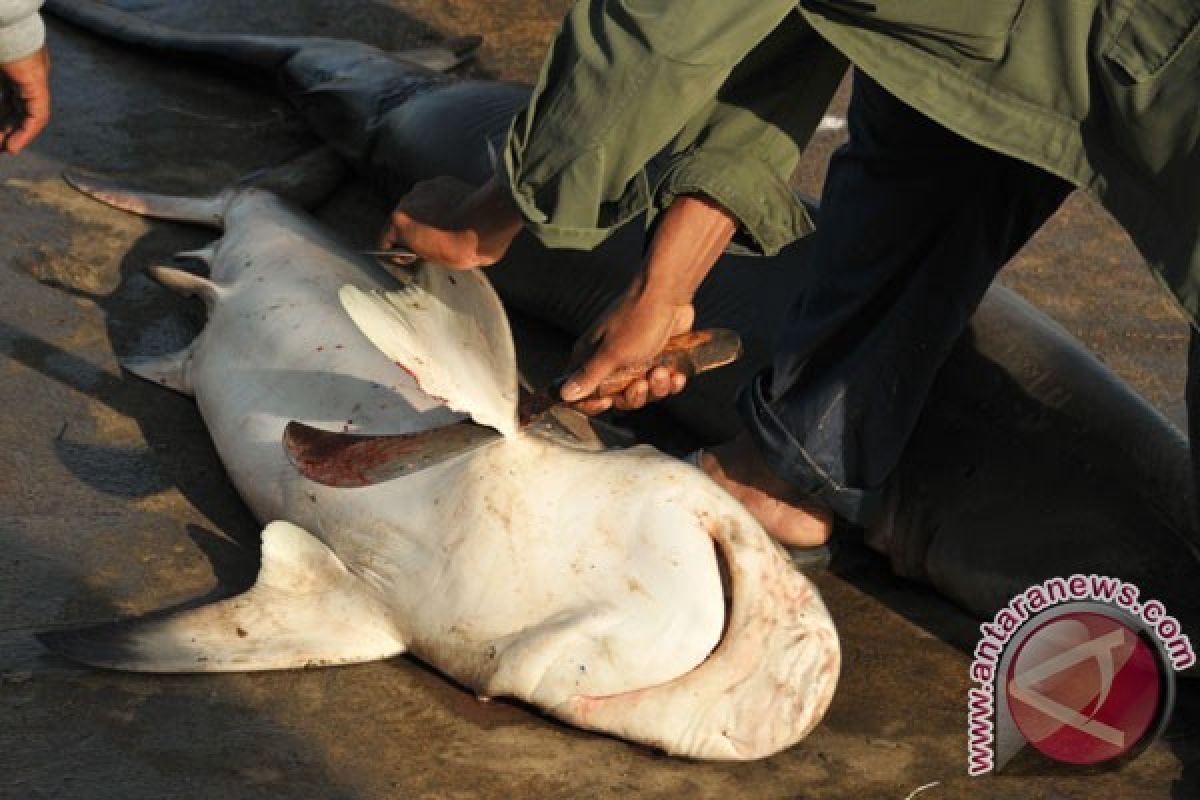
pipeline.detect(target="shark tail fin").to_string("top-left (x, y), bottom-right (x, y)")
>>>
top-left (38, 521), bottom-right (406, 672)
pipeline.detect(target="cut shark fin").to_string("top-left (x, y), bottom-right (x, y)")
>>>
top-left (392, 35), bottom-right (482, 71)
top-left (147, 266), bottom-right (226, 311)
top-left (64, 169), bottom-right (229, 229)
top-left (340, 264), bottom-right (519, 437)
top-left (121, 347), bottom-right (196, 396)
top-left (38, 521), bottom-right (406, 673)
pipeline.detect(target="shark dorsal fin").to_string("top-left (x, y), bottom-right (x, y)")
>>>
top-left (339, 264), bottom-right (519, 437)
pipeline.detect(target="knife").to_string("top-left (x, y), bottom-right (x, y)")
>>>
top-left (283, 328), bottom-right (742, 488)
top-left (359, 248), bottom-right (418, 264)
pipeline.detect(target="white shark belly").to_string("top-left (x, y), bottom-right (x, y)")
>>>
top-left (184, 192), bottom-right (728, 698)
top-left (43, 179), bottom-right (839, 760)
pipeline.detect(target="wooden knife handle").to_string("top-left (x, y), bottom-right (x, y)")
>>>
top-left (591, 328), bottom-right (743, 398)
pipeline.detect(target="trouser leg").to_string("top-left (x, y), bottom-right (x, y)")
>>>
top-left (738, 72), bottom-right (1073, 525)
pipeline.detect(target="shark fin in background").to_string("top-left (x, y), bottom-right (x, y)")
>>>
top-left (392, 35), bottom-right (482, 71)
top-left (38, 521), bottom-right (406, 672)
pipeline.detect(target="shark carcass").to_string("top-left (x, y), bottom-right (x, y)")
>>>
top-left (43, 0), bottom-right (1200, 647)
top-left (38, 173), bottom-right (839, 760)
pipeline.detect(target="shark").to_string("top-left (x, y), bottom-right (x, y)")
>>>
top-left (36, 2), bottom-right (1200, 758)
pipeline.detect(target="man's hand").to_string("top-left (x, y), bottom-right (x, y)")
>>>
top-left (564, 281), bottom-right (696, 415)
top-left (379, 172), bottom-right (523, 269)
top-left (1, 46), bottom-right (50, 155)
top-left (563, 194), bottom-right (738, 415)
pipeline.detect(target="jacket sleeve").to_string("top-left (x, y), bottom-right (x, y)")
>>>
top-left (0, 0), bottom-right (44, 63)
top-left (503, 0), bottom-right (846, 256)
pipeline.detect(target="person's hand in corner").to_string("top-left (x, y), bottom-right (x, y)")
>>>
top-left (1, 45), bottom-right (50, 154)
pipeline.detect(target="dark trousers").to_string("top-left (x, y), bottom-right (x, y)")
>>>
top-left (738, 72), bottom-right (1074, 524)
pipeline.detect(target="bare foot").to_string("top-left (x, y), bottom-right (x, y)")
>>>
top-left (698, 436), bottom-right (833, 548)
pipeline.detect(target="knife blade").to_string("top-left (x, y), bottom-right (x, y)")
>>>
top-left (284, 328), bottom-right (742, 487)
top-left (359, 248), bottom-right (418, 264)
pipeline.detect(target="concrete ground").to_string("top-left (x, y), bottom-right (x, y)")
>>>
top-left (0, 1), bottom-right (1195, 798)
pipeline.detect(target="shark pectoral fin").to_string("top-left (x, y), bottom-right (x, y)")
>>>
top-left (63, 169), bottom-right (229, 228)
top-left (38, 521), bottom-right (406, 673)
top-left (121, 348), bottom-right (196, 396)
top-left (340, 264), bottom-right (519, 437)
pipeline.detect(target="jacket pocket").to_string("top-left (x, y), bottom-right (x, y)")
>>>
top-left (806, 0), bottom-right (1025, 61)
top-left (1106, 0), bottom-right (1200, 82)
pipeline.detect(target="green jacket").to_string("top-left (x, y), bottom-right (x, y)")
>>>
top-left (502, 0), bottom-right (1200, 326)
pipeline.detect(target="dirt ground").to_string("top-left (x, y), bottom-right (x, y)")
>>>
top-left (0, 2), bottom-right (1196, 799)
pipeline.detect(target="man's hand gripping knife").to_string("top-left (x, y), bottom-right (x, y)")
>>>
top-left (564, 194), bottom-right (736, 414)
top-left (381, 173), bottom-right (736, 414)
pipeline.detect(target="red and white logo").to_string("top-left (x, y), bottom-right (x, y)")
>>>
top-left (1004, 610), bottom-right (1165, 765)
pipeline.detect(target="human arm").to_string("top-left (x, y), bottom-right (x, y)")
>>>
top-left (0, 0), bottom-right (49, 154)
top-left (379, 172), bottom-right (523, 269)
top-left (513, 6), bottom-right (845, 409)
top-left (503, 0), bottom-right (829, 254)
top-left (380, 2), bottom-right (836, 264)
top-left (564, 193), bottom-right (736, 412)
top-left (382, 2), bottom-right (846, 409)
